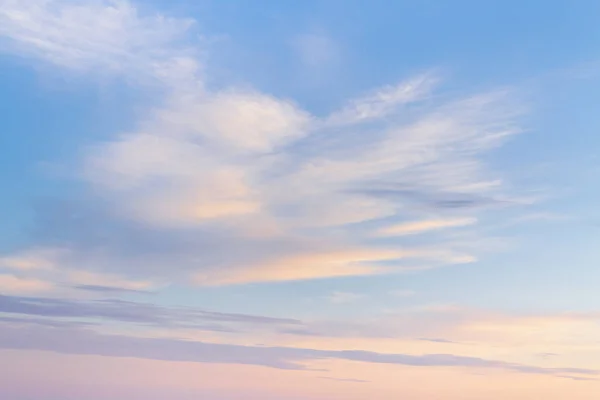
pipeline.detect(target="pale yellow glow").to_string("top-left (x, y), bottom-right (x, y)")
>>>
top-left (193, 249), bottom-right (410, 285)
top-left (377, 217), bottom-right (477, 236)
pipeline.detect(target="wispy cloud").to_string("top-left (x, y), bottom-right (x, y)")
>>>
top-left (71, 284), bottom-right (153, 295)
top-left (66, 270), bottom-right (152, 291)
top-left (0, 0), bottom-right (198, 84)
top-left (0, 0), bottom-right (525, 288)
top-left (0, 294), bottom-right (301, 334)
top-left (0, 247), bottom-right (154, 296)
top-left (377, 217), bottom-right (477, 236)
top-left (326, 73), bottom-right (438, 125)
top-left (0, 323), bottom-right (594, 378)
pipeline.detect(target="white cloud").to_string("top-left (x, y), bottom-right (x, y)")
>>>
top-left (76, 74), bottom-right (503, 282)
top-left (0, 0), bottom-right (525, 286)
top-left (0, 0), bottom-right (198, 84)
top-left (326, 73), bottom-right (438, 125)
top-left (157, 90), bottom-right (312, 153)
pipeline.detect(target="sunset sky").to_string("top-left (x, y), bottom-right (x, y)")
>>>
top-left (1, 1), bottom-right (600, 399)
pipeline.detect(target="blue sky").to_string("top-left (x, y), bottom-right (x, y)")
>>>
top-left (1, 1), bottom-right (600, 399)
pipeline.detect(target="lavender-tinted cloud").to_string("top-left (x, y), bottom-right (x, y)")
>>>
top-left (71, 284), bottom-right (153, 295)
top-left (0, 294), bottom-right (301, 331)
top-left (0, 323), bottom-right (594, 378)
top-left (0, 315), bottom-right (92, 329)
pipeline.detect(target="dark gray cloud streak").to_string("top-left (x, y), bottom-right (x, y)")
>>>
top-left (0, 323), bottom-right (595, 378)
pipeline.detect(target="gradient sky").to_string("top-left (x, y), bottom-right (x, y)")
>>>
top-left (1, 1), bottom-right (600, 399)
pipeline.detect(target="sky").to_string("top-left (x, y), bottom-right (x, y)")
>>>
top-left (1, 0), bottom-right (600, 399)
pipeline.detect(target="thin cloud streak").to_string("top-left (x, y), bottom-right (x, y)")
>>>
top-left (0, 294), bottom-right (301, 331)
top-left (0, 323), bottom-right (594, 378)
top-left (377, 217), bottom-right (477, 236)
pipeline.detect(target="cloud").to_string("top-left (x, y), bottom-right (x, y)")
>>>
top-left (0, 275), bottom-right (52, 294)
top-left (0, 294), bottom-right (301, 332)
top-left (71, 284), bottom-right (152, 295)
top-left (0, 248), bottom-right (62, 271)
top-left (0, 246), bottom-right (155, 295)
top-left (193, 248), bottom-right (413, 286)
top-left (0, 0), bottom-right (198, 84)
top-left (326, 74), bottom-right (438, 125)
top-left (7, 198), bottom-right (475, 287)
top-left (1, 1), bottom-right (595, 392)
top-left (83, 89), bottom-right (311, 227)
top-left (3, 294), bottom-right (599, 379)
top-left (66, 270), bottom-right (152, 291)
top-left (558, 375), bottom-right (598, 382)
top-left (0, 315), bottom-right (92, 328)
top-left (377, 217), bottom-right (477, 236)
top-left (297, 306), bottom-right (600, 351)
top-left (0, 0), bottom-right (525, 287)
top-left (0, 323), bottom-right (595, 378)
top-left (156, 90), bottom-right (312, 153)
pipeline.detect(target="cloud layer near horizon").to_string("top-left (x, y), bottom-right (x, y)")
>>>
top-left (0, 321), bottom-right (595, 379)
